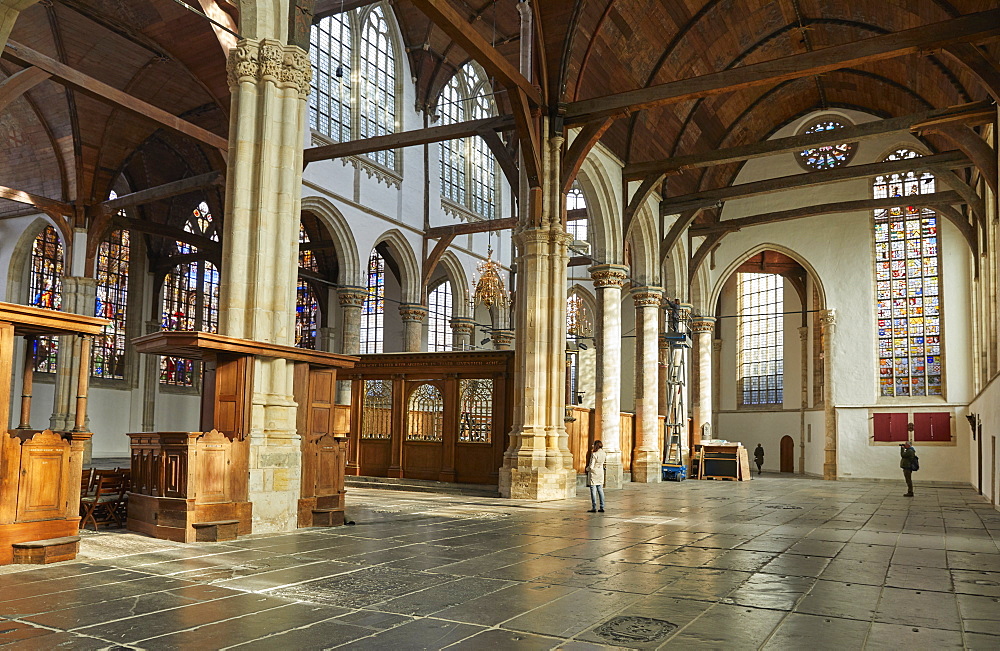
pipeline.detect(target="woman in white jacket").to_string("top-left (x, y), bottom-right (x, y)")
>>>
top-left (585, 440), bottom-right (607, 513)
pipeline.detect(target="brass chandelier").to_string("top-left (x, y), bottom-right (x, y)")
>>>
top-left (472, 245), bottom-right (509, 309)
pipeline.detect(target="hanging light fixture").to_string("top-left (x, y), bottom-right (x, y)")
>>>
top-left (472, 245), bottom-right (509, 309)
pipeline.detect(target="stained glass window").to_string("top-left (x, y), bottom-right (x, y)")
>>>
top-left (160, 202), bottom-right (219, 387)
top-left (407, 383), bottom-right (443, 442)
top-left (296, 225), bottom-right (319, 349)
top-left (28, 225), bottom-right (63, 373)
top-left (566, 183), bottom-right (588, 241)
top-left (427, 280), bottom-right (452, 352)
top-left (309, 12), bottom-right (352, 142)
top-left (361, 379), bottom-right (392, 439)
top-left (796, 118), bottom-right (856, 170)
top-left (738, 272), bottom-right (783, 405)
top-left (459, 378), bottom-right (493, 443)
top-left (873, 149), bottom-right (941, 397)
top-left (93, 229), bottom-right (130, 379)
top-left (359, 7), bottom-right (396, 169)
top-left (361, 249), bottom-right (384, 354)
top-left (437, 63), bottom-right (497, 218)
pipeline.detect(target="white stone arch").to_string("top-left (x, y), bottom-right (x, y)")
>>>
top-left (625, 203), bottom-right (658, 287)
top-left (660, 234), bottom-right (687, 301)
top-left (576, 156), bottom-right (623, 266)
top-left (688, 255), bottom-right (712, 316)
top-left (708, 242), bottom-right (828, 312)
top-left (372, 229), bottom-right (420, 303)
top-left (5, 216), bottom-right (61, 306)
top-left (300, 195), bottom-right (360, 286)
top-left (430, 251), bottom-right (470, 317)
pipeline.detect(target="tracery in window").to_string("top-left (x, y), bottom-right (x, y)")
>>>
top-left (566, 183), bottom-right (588, 241)
top-left (437, 62), bottom-right (498, 218)
top-left (309, 12), bottom-right (352, 142)
top-left (361, 249), bottom-right (385, 354)
top-left (873, 148), bottom-right (941, 397)
top-left (359, 6), bottom-right (396, 169)
top-left (738, 272), bottom-right (783, 406)
top-left (93, 229), bottom-right (130, 379)
top-left (407, 383), bottom-right (443, 442)
top-left (795, 117), bottom-right (856, 171)
top-left (427, 280), bottom-right (453, 352)
top-left (160, 202), bottom-right (219, 386)
top-left (361, 379), bottom-right (392, 439)
top-left (28, 225), bottom-right (63, 373)
top-left (459, 379), bottom-right (493, 443)
top-left (296, 224), bottom-right (319, 349)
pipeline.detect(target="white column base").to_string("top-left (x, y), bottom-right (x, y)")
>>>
top-left (500, 465), bottom-right (577, 500)
top-left (631, 450), bottom-right (662, 483)
top-left (603, 452), bottom-right (624, 489)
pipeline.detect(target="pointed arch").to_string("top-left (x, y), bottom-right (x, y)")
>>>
top-left (373, 229), bottom-right (420, 304)
top-left (301, 195), bottom-right (360, 286)
top-left (433, 250), bottom-right (470, 317)
top-left (709, 243), bottom-right (827, 312)
top-left (625, 203), bottom-right (659, 287)
top-left (5, 216), bottom-right (58, 304)
top-left (576, 156), bottom-right (623, 266)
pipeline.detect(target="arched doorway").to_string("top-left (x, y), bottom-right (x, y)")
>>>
top-left (780, 435), bottom-right (795, 473)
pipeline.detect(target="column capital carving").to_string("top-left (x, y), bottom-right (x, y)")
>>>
top-left (689, 316), bottom-right (716, 333)
top-left (820, 309), bottom-right (836, 332)
top-left (449, 317), bottom-right (475, 336)
top-left (337, 286), bottom-right (368, 307)
top-left (490, 328), bottom-right (515, 349)
top-left (398, 304), bottom-right (428, 323)
top-left (588, 264), bottom-right (629, 288)
top-left (227, 38), bottom-right (312, 96)
top-left (678, 302), bottom-right (694, 319)
top-left (631, 286), bottom-right (664, 307)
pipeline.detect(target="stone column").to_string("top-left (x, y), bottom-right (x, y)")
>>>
top-left (50, 277), bottom-right (97, 434)
top-left (491, 328), bottom-right (514, 350)
top-left (140, 319), bottom-right (160, 432)
top-left (631, 286), bottom-right (662, 483)
top-left (317, 326), bottom-right (336, 353)
top-left (589, 263), bottom-right (629, 489)
top-left (219, 38), bottom-right (312, 533)
top-left (450, 317), bottom-right (475, 350)
top-left (821, 309), bottom-right (837, 480)
top-left (690, 316), bottom-right (716, 443)
top-left (499, 125), bottom-right (576, 501)
top-left (336, 286), bottom-right (366, 404)
top-left (398, 304), bottom-right (427, 352)
top-left (798, 325), bottom-right (809, 474)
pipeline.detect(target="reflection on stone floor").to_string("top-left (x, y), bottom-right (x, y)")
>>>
top-left (1, 476), bottom-right (999, 649)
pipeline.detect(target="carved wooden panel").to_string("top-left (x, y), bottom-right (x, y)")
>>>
top-left (15, 431), bottom-right (70, 522)
top-left (213, 355), bottom-right (252, 441)
top-left (197, 430), bottom-right (232, 504)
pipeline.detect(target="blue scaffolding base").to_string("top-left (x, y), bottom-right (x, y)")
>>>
top-left (662, 464), bottom-right (687, 481)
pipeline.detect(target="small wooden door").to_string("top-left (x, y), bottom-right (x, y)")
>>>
top-left (779, 435), bottom-right (794, 473)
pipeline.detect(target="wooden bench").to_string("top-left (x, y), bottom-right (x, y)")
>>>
top-left (310, 508), bottom-right (345, 527)
top-left (12, 536), bottom-right (81, 564)
top-left (192, 520), bottom-right (240, 542)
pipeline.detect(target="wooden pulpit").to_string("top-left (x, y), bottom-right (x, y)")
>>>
top-left (0, 302), bottom-right (108, 565)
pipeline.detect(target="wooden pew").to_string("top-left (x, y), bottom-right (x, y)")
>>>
top-left (0, 302), bottom-right (107, 565)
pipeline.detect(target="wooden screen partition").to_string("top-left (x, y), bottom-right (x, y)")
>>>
top-left (565, 408), bottom-right (640, 475)
top-left (345, 351), bottom-right (514, 485)
top-left (130, 331), bottom-right (357, 538)
top-left (0, 302), bottom-right (107, 565)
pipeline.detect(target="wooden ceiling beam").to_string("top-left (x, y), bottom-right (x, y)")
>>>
top-left (0, 64), bottom-right (49, 112)
top-left (942, 43), bottom-right (1000, 104)
top-left (303, 115), bottom-right (515, 164)
top-left (407, 0), bottom-right (540, 107)
top-left (688, 191), bottom-right (964, 235)
top-left (425, 217), bottom-right (517, 239)
top-left (1, 41), bottom-right (228, 151)
top-left (565, 9), bottom-right (1000, 125)
top-left (0, 184), bottom-right (71, 215)
top-left (925, 125), bottom-right (999, 195)
top-left (624, 101), bottom-right (994, 180)
top-left (117, 217), bottom-right (221, 253)
top-left (659, 150), bottom-right (971, 216)
top-left (94, 172), bottom-right (223, 216)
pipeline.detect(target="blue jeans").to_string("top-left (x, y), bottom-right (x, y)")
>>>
top-left (589, 484), bottom-right (605, 510)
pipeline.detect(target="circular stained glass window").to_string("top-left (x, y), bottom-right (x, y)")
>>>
top-left (795, 118), bottom-right (857, 171)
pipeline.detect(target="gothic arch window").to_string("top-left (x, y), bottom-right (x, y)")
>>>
top-left (427, 279), bottom-right (453, 352)
top-left (160, 202), bottom-right (219, 386)
top-left (407, 383), bottom-right (443, 442)
top-left (296, 224), bottom-right (320, 349)
top-left (359, 6), bottom-right (397, 169)
top-left (873, 148), bottom-right (941, 397)
top-left (93, 228), bottom-right (130, 379)
top-left (437, 62), bottom-right (498, 219)
top-left (361, 379), bottom-right (392, 439)
top-left (738, 272), bottom-right (783, 406)
top-left (361, 248), bottom-right (385, 353)
top-left (566, 291), bottom-right (592, 404)
top-left (795, 116), bottom-right (857, 171)
top-left (459, 378), bottom-right (493, 443)
top-left (309, 11), bottom-right (352, 142)
top-left (28, 224), bottom-right (63, 373)
top-left (566, 183), bottom-right (588, 241)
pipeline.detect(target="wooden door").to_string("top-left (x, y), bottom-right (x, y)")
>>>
top-left (779, 435), bottom-right (794, 473)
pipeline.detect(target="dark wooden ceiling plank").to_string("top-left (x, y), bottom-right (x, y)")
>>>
top-left (925, 124), bottom-right (999, 195)
top-left (943, 43), bottom-right (1000, 103)
top-left (659, 150), bottom-right (971, 216)
top-left (425, 216), bottom-right (517, 239)
top-left (624, 101), bottom-right (993, 180)
top-left (564, 9), bottom-right (1000, 125)
top-left (2, 41), bottom-right (228, 151)
top-left (561, 118), bottom-right (612, 194)
top-left (0, 184), bottom-right (72, 214)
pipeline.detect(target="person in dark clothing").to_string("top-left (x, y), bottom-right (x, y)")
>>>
top-left (754, 444), bottom-right (764, 477)
top-left (900, 442), bottom-right (916, 496)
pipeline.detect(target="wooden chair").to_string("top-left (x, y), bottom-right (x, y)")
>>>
top-left (80, 468), bottom-right (94, 498)
top-left (79, 472), bottom-right (128, 530)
